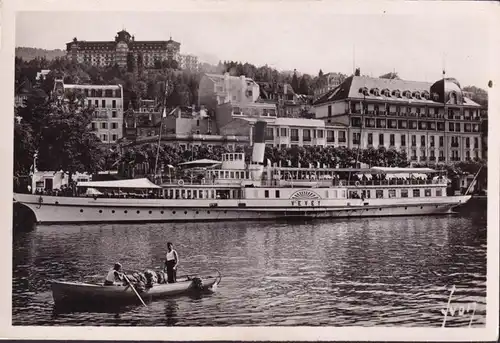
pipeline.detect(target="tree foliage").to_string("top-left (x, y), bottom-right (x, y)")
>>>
top-left (14, 89), bottom-right (105, 179)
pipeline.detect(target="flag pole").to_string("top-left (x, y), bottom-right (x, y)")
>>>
top-left (154, 82), bottom-right (168, 183)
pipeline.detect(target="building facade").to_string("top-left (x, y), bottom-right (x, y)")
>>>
top-left (53, 79), bottom-right (124, 144)
top-left (198, 73), bottom-right (260, 107)
top-left (66, 30), bottom-right (181, 68)
top-left (313, 75), bottom-right (484, 164)
top-left (257, 82), bottom-right (310, 118)
top-left (313, 72), bottom-right (347, 100)
top-left (178, 54), bottom-right (199, 72)
top-left (216, 101), bottom-right (348, 149)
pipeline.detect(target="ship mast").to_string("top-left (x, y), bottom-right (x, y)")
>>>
top-left (153, 81), bottom-right (168, 183)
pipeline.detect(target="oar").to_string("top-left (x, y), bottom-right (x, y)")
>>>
top-left (123, 274), bottom-right (147, 307)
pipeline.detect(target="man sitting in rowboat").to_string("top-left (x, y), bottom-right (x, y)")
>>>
top-left (104, 262), bottom-right (124, 286)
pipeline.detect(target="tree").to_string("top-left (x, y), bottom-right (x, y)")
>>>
top-left (379, 72), bottom-right (400, 80)
top-left (291, 69), bottom-right (299, 93)
top-left (355, 68), bottom-right (361, 76)
top-left (36, 100), bottom-right (104, 181)
top-left (298, 75), bottom-right (310, 95)
top-left (127, 53), bottom-right (135, 73)
top-left (14, 121), bottom-right (36, 177)
top-left (318, 69), bottom-right (323, 77)
top-left (462, 86), bottom-right (488, 108)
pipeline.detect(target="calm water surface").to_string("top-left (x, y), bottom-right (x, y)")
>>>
top-left (12, 199), bottom-right (487, 326)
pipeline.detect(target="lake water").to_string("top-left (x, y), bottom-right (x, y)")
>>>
top-left (12, 198), bottom-right (487, 327)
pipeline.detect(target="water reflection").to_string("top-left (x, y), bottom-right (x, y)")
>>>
top-left (12, 199), bottom-right (487, 326)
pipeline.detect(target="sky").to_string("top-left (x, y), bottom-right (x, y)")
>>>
top-left (14, 5), bottom-right (497, 88)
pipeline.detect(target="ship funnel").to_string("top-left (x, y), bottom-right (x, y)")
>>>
top-left (252, 121), bottom-right (267, 164)
top-left (249, 121), bottom-right (267, 182)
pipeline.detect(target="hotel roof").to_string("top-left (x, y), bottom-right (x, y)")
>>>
top-left (314, 75), bottom-right (481, 107)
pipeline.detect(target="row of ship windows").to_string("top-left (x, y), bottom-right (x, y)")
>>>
top-left (260, 188), bottom-right (444, 199)
top-left (80, 209), bottom-right (222, 215)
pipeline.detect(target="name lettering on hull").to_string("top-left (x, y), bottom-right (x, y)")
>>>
top-left (291, 200), bottom-right (321, 207)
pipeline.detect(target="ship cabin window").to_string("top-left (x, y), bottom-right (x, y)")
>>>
top-left (230, 171), bottom-right (235, 179)
top-left (187, 190), bottom-right (192, 198)
top-left (413, 189), bottom-right (420, 197)
top-left (230, 154), bottom-right (234, 161)
top-left (181, 190), bottom-right (186, 199)
top-left (401, 189), bottom-right (408, 198)
top-left (388, 189), bottom-right (396, 198)
top-left (216, 190), bottom-right (230, 199)
top-left (424, 189), bottom-right (431, 197)
top-left (264, 190), bottom-right (269, 198)
top-left (333, 190), bottom-right (338, 198)
top-left (175, 189), bottom-right (180, 199)
top-left (225, 171), bottom-right (230, 178)
top-left (341, 190), bottom-right (346, 198)
top-left (376, 190), bottom-right (384, 198)
top-left (362, 190), bottom-right (370, 199)
top-left (275, 190), bottom-right (280, 198)
top-left (436, 189), bottom-right (443, 197)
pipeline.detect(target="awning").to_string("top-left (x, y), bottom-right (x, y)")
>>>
top-left (86, 187), bottom-right (103, 195)
top-left (77, 178), bottom-right (161, 189)
top-left (370, 167), bottom-right (436, 174)
top-left (178, 159), bottom-right (221, 166)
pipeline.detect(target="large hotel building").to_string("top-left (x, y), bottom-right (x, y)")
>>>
top-left (66, 30), bottom-right (198, 70)
top-left (313, 75), bottom-right (484, 164)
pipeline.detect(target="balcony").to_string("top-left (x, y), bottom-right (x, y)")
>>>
top-left (451, 142), bottom-right (459, 148)
top-left (411, 156), bottom-right (417, 161)
top-left (420, 157), bottom-right (427, 162)
top-left (291, 136), bottom-right (299, 142)
top-left (338, 138), bottom-right (347, 143)
top-left (265, 136), bottom-right (274, 141)
top-left (327, 137), bottom-right (335, 143)
top-left (303, 136), bottom-right (312, 142)
top-left (429, 156), bottom-right (436, 161)
top-left (353, 140), bottom-right (361, 145)
top-left (438, 157), bottom-right (445, 162)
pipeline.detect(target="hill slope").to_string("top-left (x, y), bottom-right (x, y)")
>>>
top-left (15, 47), bottom-right (66, 61)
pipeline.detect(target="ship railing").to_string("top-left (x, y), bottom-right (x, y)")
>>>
top-left (343, 179), bottom-right (447, 187)
top-left (259, 179), bottom-right (447, 187)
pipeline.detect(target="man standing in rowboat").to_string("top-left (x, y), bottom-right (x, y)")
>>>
top-left (164, 242), bottom-right (179, 283)
top-left (104, 262), bottom-right (124, 286)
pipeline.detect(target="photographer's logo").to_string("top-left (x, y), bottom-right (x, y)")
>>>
top-left (441, 285), bottom-right (477, 327)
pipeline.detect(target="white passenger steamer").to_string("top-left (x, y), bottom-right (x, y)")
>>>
top-left (13, 121), bottom-right (470, 224)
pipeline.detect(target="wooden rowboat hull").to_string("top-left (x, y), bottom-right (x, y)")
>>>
top-left (52, 272), bottom-right (221, 307)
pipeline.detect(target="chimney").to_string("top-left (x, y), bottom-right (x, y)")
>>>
top-left (250, 121), bottom-right (267, 180)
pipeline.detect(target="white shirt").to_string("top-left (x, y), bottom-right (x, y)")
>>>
top-left (166, 250), bottom-right (176, 261)
top-left (105, 269), bottom-right (119, 283)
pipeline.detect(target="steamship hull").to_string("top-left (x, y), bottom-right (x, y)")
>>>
top-left (13, 193), bottom-right (470, 225)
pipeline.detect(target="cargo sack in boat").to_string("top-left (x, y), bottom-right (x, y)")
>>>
top-left (144, 269), bottom-right (157, 288)
top-left (155, 271), bottom-right (167, 284)
top-left (191, 277), bottom-right (204, 290)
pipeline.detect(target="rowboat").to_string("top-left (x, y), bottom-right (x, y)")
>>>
top-left (51, 270), bottom-right (222, 307)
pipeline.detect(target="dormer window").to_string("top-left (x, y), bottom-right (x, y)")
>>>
top-left (370, 88), bottom-right (380, 96)
top-left (382, 89), bottom-right (391, 97)
top-left (404, 91), bottom-right (412, 98)
top-left (413, 91), bottom-right (421, 99)
top-left (422, 91), bottom-right (430, 100)
top-left (392, 90), bottom-right (401, 98)
top-left (359, 87), bottom-right (369, 96)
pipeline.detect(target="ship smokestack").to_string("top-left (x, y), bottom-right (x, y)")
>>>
top-left (249, 121), bottom-right (267, 181)
top-left (252, 121), bottom-right (267, 165)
